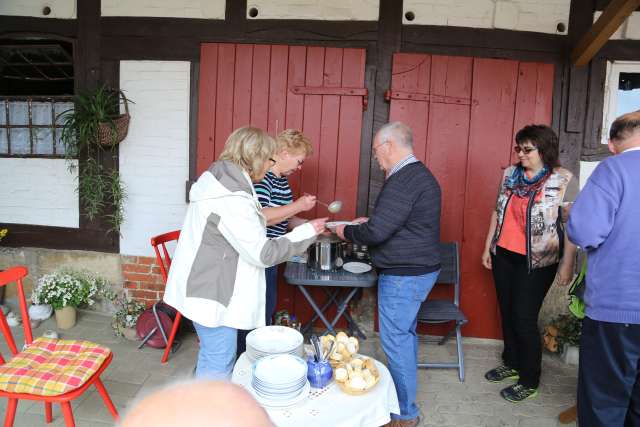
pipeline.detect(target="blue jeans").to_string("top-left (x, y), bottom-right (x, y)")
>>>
top-left (378, 271), bottom-right (438, 421)
top-left (192, 322), bottom-right (237, 380)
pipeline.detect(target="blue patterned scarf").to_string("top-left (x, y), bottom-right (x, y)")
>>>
top-left (505, 165), bottom-right (550, 197)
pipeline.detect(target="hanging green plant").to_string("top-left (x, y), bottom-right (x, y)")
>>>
top-left (58, 85), bottom-right (132, 235)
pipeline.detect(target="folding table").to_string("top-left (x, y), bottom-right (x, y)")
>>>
top-left (283, 262), bottom-right (377, 339)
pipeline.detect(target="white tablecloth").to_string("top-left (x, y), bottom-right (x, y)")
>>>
top-left (232, 353), bottom-right (400, 427)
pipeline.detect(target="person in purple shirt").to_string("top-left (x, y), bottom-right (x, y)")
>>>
top-left (567, 110), bottom-right (640, 427)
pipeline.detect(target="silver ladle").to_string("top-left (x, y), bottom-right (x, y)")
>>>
top-left (305, 193), bottom-right (343, 214)
top-left (317, 199), bottom-right (343, 214)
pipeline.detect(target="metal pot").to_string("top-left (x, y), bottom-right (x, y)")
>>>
top-left (308, 235), bottom-right (345, 271)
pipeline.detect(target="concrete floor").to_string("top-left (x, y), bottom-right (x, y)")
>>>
top-left (0, 310), bottom-right (578, 427)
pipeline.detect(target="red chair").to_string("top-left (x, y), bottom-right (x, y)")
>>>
top-left (150, 230), bottom-right (183, 364)
top-left (0, 266), bottom-right (118, 427)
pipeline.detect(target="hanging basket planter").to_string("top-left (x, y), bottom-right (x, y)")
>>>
top-left (97, 91), bottom-right (130, 147)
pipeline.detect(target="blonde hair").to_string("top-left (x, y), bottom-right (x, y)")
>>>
top-left (277, 129), bottom-right (313, 156)
top-left (219, 127), bottom-right (276, 181)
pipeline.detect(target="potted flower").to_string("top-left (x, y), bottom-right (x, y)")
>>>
top-left (543, 314), bottom-right (582, 365)
top-left (111, 296), bottom-right (145, 340)
top-left (58, 85), bottom-right (132, 235)
top-left (32, 269), bottom-right (112, 329)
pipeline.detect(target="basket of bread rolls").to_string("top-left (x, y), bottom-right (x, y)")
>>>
top-left (333, 356), bottom-right (380, 395)
top-left (320, 331), bottom-right (359, 368)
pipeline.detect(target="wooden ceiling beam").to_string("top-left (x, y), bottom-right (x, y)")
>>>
top-left (571, 0), bottom-right (640, 66)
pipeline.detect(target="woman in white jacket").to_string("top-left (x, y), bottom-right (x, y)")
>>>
top-left (164, 127), bottom-right (327, 379)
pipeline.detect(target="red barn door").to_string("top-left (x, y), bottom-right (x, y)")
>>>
top-left (388, 53), bottom-right (554, 339)
top-left (197, 43), bottom-right (367, 323)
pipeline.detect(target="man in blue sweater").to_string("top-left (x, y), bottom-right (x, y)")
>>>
top-left (336, 122), bottom-right (441, 427)
top-left (567, 110), bottom-right (640, 427)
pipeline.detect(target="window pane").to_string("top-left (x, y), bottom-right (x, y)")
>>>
top-left (9, 102), bottom-right (28, 125)
top-left (11, 128), bottom-right (30, 155)
top-left (55, 131), bottom-right (67, 155)
top-left (0, 129), bottom-right (7, 154)
top-left (55, 102), bottom-right (73, 125)
top-left (618, 72), bottom-right (640, 116)
top-left (34, 128), bottom-right (53, 155)
top-left (0, 102), bottom-right (6, 125)
top-left (32, 102), bottom-right (52, 125)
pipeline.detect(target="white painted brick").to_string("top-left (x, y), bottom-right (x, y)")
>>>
top-left (248, 0), bottom-right (379, 20)
top-left (405, 0), bottom-right (569, 34)
top-left (101, 0), bottom-right (225, 19)
top-left (494, 1), bottom-right (519, 30)
top-left (119, 61), bottom-right (190, 257)
top-left (0, 159), bottom-right (79, 227)
top-left (624, 12), bottom-right (640, 39)
top-left (0, 0), bottom-right (76, 19)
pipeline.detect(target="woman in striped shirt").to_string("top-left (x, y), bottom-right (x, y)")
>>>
top-left (237, 129), bottom-right (318, 355)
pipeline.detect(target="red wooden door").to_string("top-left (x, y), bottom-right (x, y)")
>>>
top-left (197, 43), bottom-right (367, 322)
top-left (388, 53), bottom-right (554, 339)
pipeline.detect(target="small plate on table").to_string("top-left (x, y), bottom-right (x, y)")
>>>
top-left (342, 262), bottom-right (372, 274)
top-left (326, 221), bottom-right (355, 232)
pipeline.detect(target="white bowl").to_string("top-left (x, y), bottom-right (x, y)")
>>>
top-left (246, 326), bottom-right (303, 354)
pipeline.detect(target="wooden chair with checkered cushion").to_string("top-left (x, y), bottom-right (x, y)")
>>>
top-left (0, 266), bottom-right (119, 427)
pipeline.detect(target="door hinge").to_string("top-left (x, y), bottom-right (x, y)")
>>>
top-left (290, 86), bottom-right (369, 110)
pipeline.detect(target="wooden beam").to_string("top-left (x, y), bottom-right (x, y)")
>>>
top-left (571, 0), bottom-right (640, 66)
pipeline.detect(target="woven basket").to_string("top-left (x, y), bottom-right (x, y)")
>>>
top-left (333, 359), bottom-right (380, 395)
top-left (97, 91), bottom-right (130, 147)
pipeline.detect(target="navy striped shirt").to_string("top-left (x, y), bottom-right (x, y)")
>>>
top-left (254, 171), bottom-right (293, 238)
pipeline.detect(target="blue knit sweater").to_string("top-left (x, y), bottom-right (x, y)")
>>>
top-left (344, 162), bottom-right (441, 275)
top-left (567, 149), bottom-right (640, 324)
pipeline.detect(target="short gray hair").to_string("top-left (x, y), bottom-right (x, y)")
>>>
top-left (376, 122), bottom-right (413, 148)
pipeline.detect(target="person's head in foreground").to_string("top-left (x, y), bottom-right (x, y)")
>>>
top-left (608, 110), bottom-right (640, 154)
top-left (271, 129), bottom-right (314, 177)
top-left (372, 121), bottom-right (414, 173)
top-left (120, 380), bottom-right (274, 427)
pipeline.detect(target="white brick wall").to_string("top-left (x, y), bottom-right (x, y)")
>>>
top-left (579, 161), bottom-right (599, 189)
top-left (247, 0), bottom-right (379, 20)
top-left (119, 61), bottom-right (190, 257)
top-left (594, 11), bottom-right (640, 40)
top-left (0, 158), bottom-right (79, 227)
top-left (0, 0), bottom-right (76, 18)
top-left (404, 0), bottom-right (570, 35)
top-left (101, 0), bottom-right (225, 19)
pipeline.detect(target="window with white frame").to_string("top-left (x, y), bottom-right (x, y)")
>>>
top-left (602, 61), bottom-right (640, 144)
top-left (0, 38), bottom-right (74, 158)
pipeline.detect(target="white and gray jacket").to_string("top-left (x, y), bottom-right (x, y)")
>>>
top-left (163, 161), bottom-right (316, 329)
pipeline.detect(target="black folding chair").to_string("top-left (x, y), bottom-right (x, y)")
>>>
top-left (417, 242), bottom-right (468, 382)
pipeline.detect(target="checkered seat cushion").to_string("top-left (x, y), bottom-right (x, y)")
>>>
top-left (0, 337), bottom-right (111, 396)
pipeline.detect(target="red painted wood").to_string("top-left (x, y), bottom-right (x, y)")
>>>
top-left (388, 54), bottom-right (555, 339)
top-left (214, 44), bottom-right (236, 159)
top-left (196, 44), bottom-right (218, 175)
top-left (335, 48), bottom-right (366, 222)
top-left (267, 45), bottom-right (288, 138)
top-left (196, 44), bottom-right (367, 328)
top-left (251, 44), bottom-right (271, 130)
top-left (284, 46), bottom-right (307, 199)
top-left (300, 47), bottom-right (325, 221)
top-left (462, 58), bottom-right (520, 339)
top-left (232, 44), bottom-right (253, 130)
top-left (317, 47), bottom-right (342, 222)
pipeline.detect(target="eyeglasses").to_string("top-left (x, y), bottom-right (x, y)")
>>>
top-left (296, 158), bottom-right (304, 167)
top-left (514, 146), bottom-right (538, 154)
top-left (269, 158), bottom-right (276, 166)
top-left (373, 140), bottom-right (389, 153)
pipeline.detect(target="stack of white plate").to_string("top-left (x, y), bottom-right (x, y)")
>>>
top-left (250, 354), bottom-right (310, 407)
top-left (245, 326), bottom-right (304, 362)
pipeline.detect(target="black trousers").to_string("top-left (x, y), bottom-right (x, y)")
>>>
top-left (492, 246), bottom-right (558, 388)
top-left (578, 317), bottom-right (640, 427)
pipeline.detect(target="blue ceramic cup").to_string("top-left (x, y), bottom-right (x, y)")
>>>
top-left (306, 357), bottom-right (333, 389)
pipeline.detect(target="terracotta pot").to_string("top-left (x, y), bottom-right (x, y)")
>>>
top-left (54, 306), bottom-right (77, 330)
top-left (122, 326), bottom-right (138, 341)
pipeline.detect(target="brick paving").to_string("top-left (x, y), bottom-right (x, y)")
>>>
top-left (0, 310), bottom-right (578, 427)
